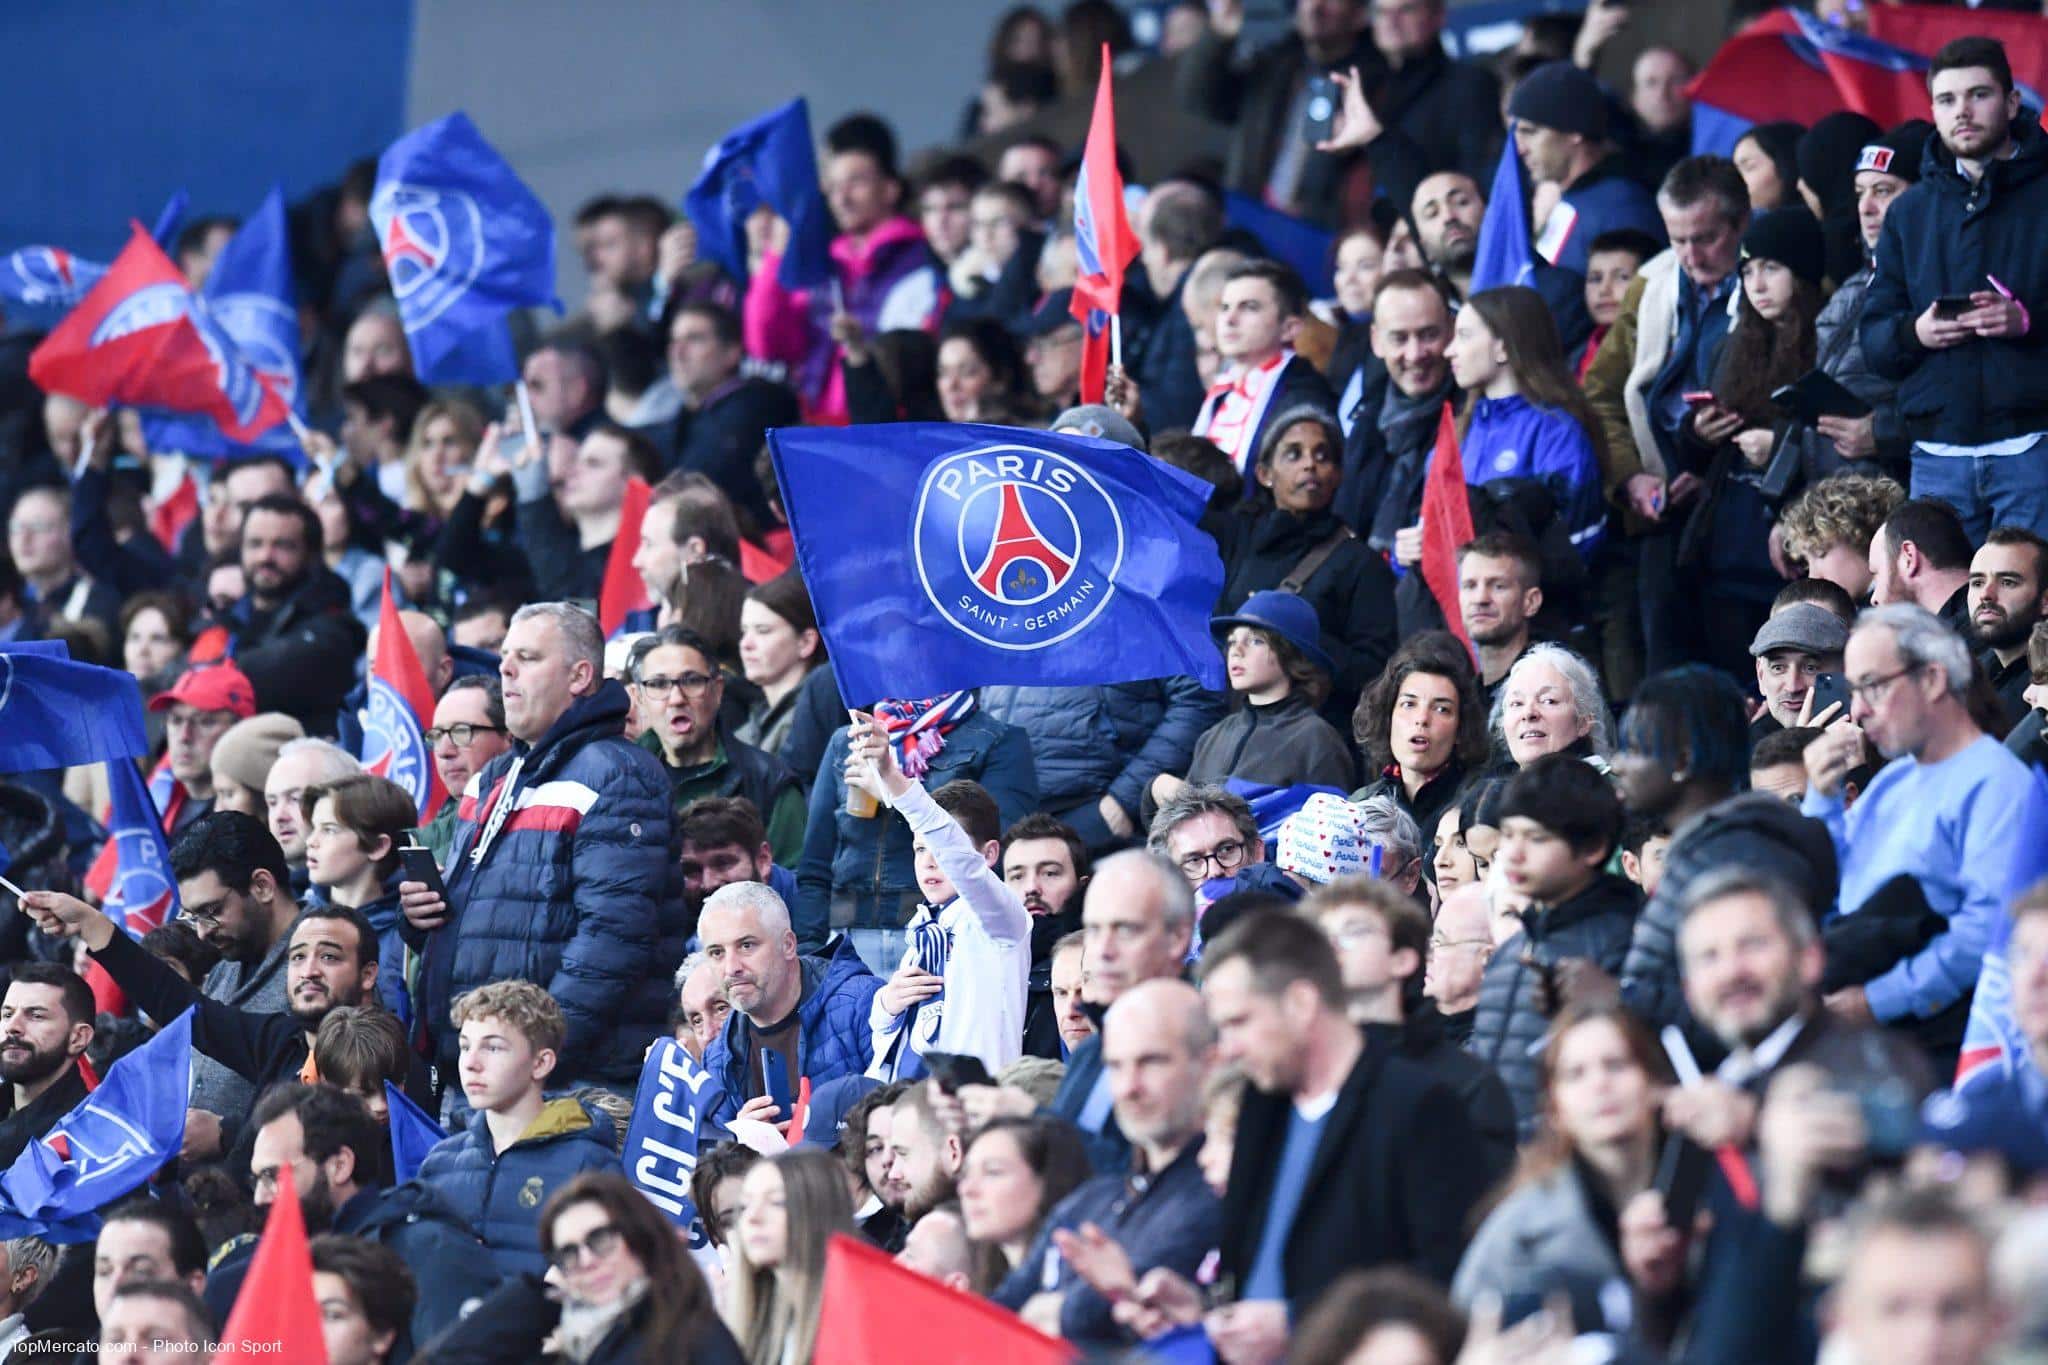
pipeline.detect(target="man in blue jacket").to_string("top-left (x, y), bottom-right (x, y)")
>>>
top-left (1507, 61), bottom-right (1666, 280)
top-left (1862, 36), bottom-right (2048, 542)
top-left (399, 601), bottom-right (678, 1093)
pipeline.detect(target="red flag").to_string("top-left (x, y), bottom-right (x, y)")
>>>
top-left (1419, 403), bottom-right (1476, 648)
top-left (1070, 41), bottom-right (1139, 405)
top-left (30, 225), bottom-right (290, 443)
top-left (362, 571), bottom-right (446, 819)
top-left (149, 471), bottom-right (200, 554)
top-left (599, 476), bottom-right (654, 636)
top-left (215, 1164), bottom-right (328, 1364)
top-left (814, 1234), bottom-right (1075, 1365)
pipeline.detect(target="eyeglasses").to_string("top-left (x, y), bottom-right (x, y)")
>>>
top-left (549, 1224), bottom-right (623, 1270)
top-left (1177, 839), bottom-right (1249, 881)
top-left (1847, 664), bottom-right (1927, 704)
top-left (423, 723), bottom-right (506, 746)
top-left (636, 672), bottom-right (718, 697)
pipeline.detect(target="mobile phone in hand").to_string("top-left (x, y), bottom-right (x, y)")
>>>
top-left (761, 1050), bottom-right (794, 1118)
top-left (400, 842), bottom-right (447, 902)
top-left (1934, 295), bottom-right (1977, 319)
top-left (1809, 671), bottom-right (1851, 720)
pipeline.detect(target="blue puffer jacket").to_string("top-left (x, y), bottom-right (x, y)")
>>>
top-left (703, 940), bottom-right (883, 1126)
top-left (408, 682), bottom-right (678, 1085)
top-left (1862, 116), bottom-right (2048, 446)
top-left (981, 680), bottom-right (1223, 848)
top-left (415, 1094), bottom-right (620, 1279)
top-left (793, 708), bottom-right (1039, 949)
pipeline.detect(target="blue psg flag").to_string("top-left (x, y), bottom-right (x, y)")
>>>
top-left (768, 423), bottom-right (1227, 704)
top-left (0, 248), bottom-right (108, 309)
top-left (622, 1037), bottom-right (726, 1248)
top-left (100, 759), bottom-right (178, 936)
top-left (141, 186), bottom-right (306, 462)
top-left (0, 648), bottom-right (149, 770)
top-left (1472, 132), bottom-right (1537, 293)
top-left (384, 1081), bottom-right (446, 1183)
top-left (0, 1010), bottom-right (193, 1243)
top-left (685, 97), bottom-right (834, 290)
top-left (371, 111), bottom-right (559, 385)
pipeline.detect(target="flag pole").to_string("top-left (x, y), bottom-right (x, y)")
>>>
top-left (515, 380), bottom-right (541, 453)
top-left (1110, 313), bottom-right (1123, 370)
top-left (284, 410), bottom-right (315, 453)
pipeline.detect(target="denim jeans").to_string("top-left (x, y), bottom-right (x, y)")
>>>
top-left (1910, 437), bottom-right (2048, 543)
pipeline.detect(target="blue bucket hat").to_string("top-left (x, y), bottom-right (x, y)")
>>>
top-left (1210, 589), bottom-right (1334, 676)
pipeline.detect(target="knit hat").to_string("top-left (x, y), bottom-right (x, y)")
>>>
top-left (1796, 111), bottom-right (1882, 217)
top-left (208, 712), bottom-right (304, 793)
top-left (1505, 60), bottom-right (1607, 141)
top-left (1740, 208), bottom-right (1827, 290)
top-left (1857, 118), bottom-right (1935, 185)
top-left (1276, 793), bottom-right (1373, 885)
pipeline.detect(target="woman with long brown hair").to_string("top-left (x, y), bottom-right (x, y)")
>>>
top-left (726, 1149), bottom-right (856, 1365)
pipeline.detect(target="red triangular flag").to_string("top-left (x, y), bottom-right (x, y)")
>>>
top-left (814, 1234), bottom-right (1075, 1365)
top-left (149, 472), bottom-right (200, 554)
top-left (30, 225), bottom-right (291, 443)
top-left (1419, 402), bottom-right (1477, 648)
top-left (785, 1075), bottom-right (814, 1146)
top-left (599, 476), bottom-right (654, 636)
top-left (1072, 43), bottom-right (1139, 312)
top-left (364, 571), bottom-right (447, 819)
top-left (215, 1164), bottom-right (328, 1364)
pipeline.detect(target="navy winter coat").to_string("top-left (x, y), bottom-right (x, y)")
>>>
top-left (702, 940), bottom-right (883, 1126)
top-left (409, 682), bottom-right (679, 1084)
top-left (415, 1095), bottom-right (621, 1280)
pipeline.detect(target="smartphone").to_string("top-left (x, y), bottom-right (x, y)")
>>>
top-left (1682, 390), bottom-right (1717, 406)
top-left (399, 842), bottom-right (447, 902)
top-left (924, 1050), bottom-right (995, 1095)
top-left (1302, 73), bottom-right (1339, 146)
top-left (760, 1050), bottom-right (794, 1118)
top-left (1809, 671), bottom-right (1852, 721)
top-left (1934, 294), bottom-right (1977, 319)
top-left (1654, 1132), bottom-right (1715, 1232)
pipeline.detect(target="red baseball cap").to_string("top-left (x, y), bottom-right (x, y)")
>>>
top-left (147, 662), bottom-right (258, 719)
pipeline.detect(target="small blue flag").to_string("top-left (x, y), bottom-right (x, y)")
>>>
top-left (371, 111), bottom-right (559, 385)
top-left (685, 97), bottom-right (834, 291)
top-left (101, 760), bottom-right (178, 936)
top-left (0, 650), bottom-right (149, 770)
top-left (0, 1010), bottom-right (193, 1243)
top-left (141, 186), bottom-right (307, 463)
top-left (622, 1037), bottom-right (726, 1248)
top-left (150, 190), bottom-right (190, 252)
top-left (768, 422), bottom-right (1228, 704)
top-left (1472, 136), bottom-right (1537, 293)
top-left (1222, 191), bottom-right (1335, 298)
top-left (0, 248), bottom-right (108, 309)
top-left (384, 1081), bottom-right (446, 1183)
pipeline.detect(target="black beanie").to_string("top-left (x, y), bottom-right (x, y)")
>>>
top-left (1506, 60), bottom-right (1608, 141)
top-left (1741, 208), bottom-right (1827, 290)
top-left (1857, 118), bottom-right (1935, 184)
top-left (1797, 111), bottom-right (1882, 217)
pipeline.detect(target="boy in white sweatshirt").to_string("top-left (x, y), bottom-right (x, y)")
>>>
top-left (847, 711), bottom-right (1031, 1080)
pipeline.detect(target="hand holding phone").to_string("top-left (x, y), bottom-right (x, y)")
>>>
top-left (400, 841), bottom-right (447, 903)
top-left (760, 1050), bottom-right (794, 1119)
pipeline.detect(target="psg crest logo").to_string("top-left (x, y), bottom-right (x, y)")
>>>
top-left (360, 677), bottom-right (432, 810)
top-left (371, 182), bottom-right (485, 328)
top-left (912, 443), bottom-right (1124, 651)
top-left (8, 248), bottom-right (81, 306)
top-left (105, 830), bottom-right (174, 932)
top-left (208, 293), bottom-right (300, 404)
top-left (90, 283), bottom-right (266, 427)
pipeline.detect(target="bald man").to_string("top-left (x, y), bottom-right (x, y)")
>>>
top-left (897, 1204), bottom-right (975, 1292)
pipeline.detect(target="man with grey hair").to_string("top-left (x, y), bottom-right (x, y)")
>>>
top-left (399, 601), bottom-right (678, 1091)
top-left (695, 880), bottom-right (881, 1129)
top-left (1147, 785), bottom-right (1266, 891)
top-left (0, 1234), bottom-right (54, 1352)
top-left (673, 951), bottom-right (727, 1061)
top-left (1804, 603), bottom-right (2048, 1038)
top-left (264, 736), bottom-right (363, 887)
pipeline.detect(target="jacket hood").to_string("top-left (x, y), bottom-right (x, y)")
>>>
top-left (463, 1094), bottom-right (616, 1152)
top-left (1528, 872), bottom-right (1639, 938)
top-left (1920, 113), bottom-right (2048, 192)
top-left (517, 680), bottom-right (634, 772)
top-left (798, 938), bottom-right (879, 1028)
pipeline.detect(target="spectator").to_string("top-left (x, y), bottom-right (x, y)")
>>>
top-left (1301, 877), bottom-right (1515, 1173)
top-left (299, 774), bottom-right (418, 1023)
top-left (0, 1234), bottom-right (53, 1357)
top-left (1456, 532), bottom-right (1544, 704)
top-left (698, 880), bottom-right (883, 1128)
top-left (400, 397), bottom-right (484, 520)
top-left (1776, 471), bottom-right (1907, 601)
top-left (1148, 785), bottom-right (1268, 894)
top-left (933, 317), bottom-right (1038, 425)
top-left (1920, 881), bottom-right (2048, 1171)
top-left (914, 158), bottom-right (982, 271)
top-left (1328, 225), bottom-right (1386, 401)
top-left (400, 602), bottom-right (675, 1091)
top-left (664, 302), bottom-right (800, 532)
top-left (7, 484), bottom-right (117, 637)
top-left (429, 1170), bottom-right (744, 1363)
top-left (1507, 61), bottom-right (1665, 277)
top-left (508, 423), bottom-right (662, 602)
top-left (1339, 271), bottom-right (1456, 549)
top-left (1869, 496), bottom-right (1974, 628)
top-left (996, 980), bottom-right (1223, 1350)
top-left (1629, 47), bottom-right (1695, 186)
top-left (308, 1235), bottom-right (414, 1365)
top-left (415, 982), bottom-right (619, 1280)
top-left (98, 1281), bottom-right (213, 1362)
top-left (1406, 172), bottom-right (1590, 351)
top-left (945, 182), bottom-right (1042, 327)
top-left (419, 676), bottom-right (512, 863)
top-left (0, 964), bottom-right (95, 1169)
top-left (1750, 725), bottom-right (1821, 803)
top-left (1864, 37), bottom-right (2048, 543)
top-left (727, 1149), bottom-right (855, 1365)
top-left (886, 1081), bottom-right (963, 1223)
top-left (1200, 908), bottom-right (1486, 1363)
top-left (1427, 777), bottom-right (1505, 908)
top-left (1131, 180), bottom-right (1223, 430)
top-left (264, 737), bottom-right (363, 887)
top-left (1749, 603), bottom-right (1849, 739)
top-left (1351, 631), bottom-right (1489, 837)
top-left (1733, 122), bottom-right (1805, 213)
top-left (145, 662), bottom-right (258, 835)
top-left (1615, 666), bottom-right (1837, 1030)
top-left (1574, 228), bottom-right (1661, 379)
top-left (1045, 929), bottom-right (1095, 1060)
top-left (1193, 262), bottom-right (1339, 475)
top-left (341, 308), bottom-right (412, 384)
top-left (1425, 884), bottom-right (1493, 1042)
top-left (1490, 642), bottom-right (1614, 770)
top-left (117, 590), bottom-right (192, 699)
top-left (734, 572), bottom-right (827, 760)
top-left (1470, 754), bottom-right (1639, 1136)
top-left (92, 1198), bottom-right (207, 1324)
top-left (629, 627), bottom-right (804, 863)
top-left (216, 491), bottom-right (368, 734)
top-left (207, 712), bottom-right (302, 821)
top-left (679, 795), bottom-right (794, 942)
top-left (1966, 527), bottom-right (2048, 734)
top-left (1803, 605), bottom-right (2048, 1051)
top-left (896, 1204), bottom-right (973, 1290)
top-left (955, 1115), bottom-right (1090, 1291)
top-left (1583, 155), bottom-right (1751, 682)
top-left (1288, 1268), bottom-right (1466, 1365)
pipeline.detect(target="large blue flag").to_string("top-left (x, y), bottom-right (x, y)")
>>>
top-left (622, 1037), bottom-right (726, 1250)
top-left (100, 759), bottom-right (178, 936)
top-left (1471, 134), bottom-right (1537, 293)
top-left (685, 97), bottom-right (834, 291)
top-left (0, 248), bottom-right (108, 309)
top-left (371, 111), bottom-right (558, 385)
top-left (141, 186), bottom-right (306, 463)
top-left (769, 423), bottom-right (1227, 703)
top-left (384, 1081), bottom-right (446, 1183)
top-left (0, 650), bottom-right (149, 770)
top-left (0, 1010), bottom-right (192, 1243)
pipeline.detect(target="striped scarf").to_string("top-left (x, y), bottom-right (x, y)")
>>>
top-left (873, 691), bottom-right (976, 779)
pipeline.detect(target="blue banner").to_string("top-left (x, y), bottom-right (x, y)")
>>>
top-left (622, 1038), bottom-right (726, 1249)
top-left (0, 248), bottom-right (108, 309)
top-left (370, 111), bottom-right (558, 385)
top-left (100, 759), bottom-right (177, 935)
top-left (0, 649), bottom-right (149, 770)
top-left (384, 1081), bottom-right (446, 1183)
top-left (769, 423), bottom-right (1228, 704)
top-left (1472, 130), bottom-right (1536, 293)
top-left (1221, 192), bottom-right (1334, 298)
top-left (685, 97), bottom-right (834, 291)
top-left (0, 1010), bottom-right (192, 1243)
